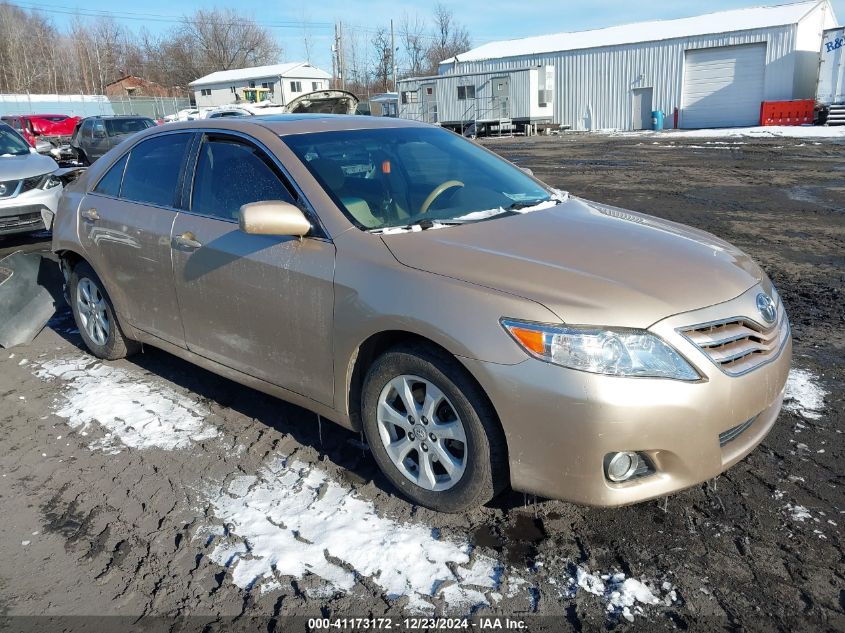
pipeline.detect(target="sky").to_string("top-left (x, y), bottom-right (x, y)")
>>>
top-left (17, 0), bottom-right (845, 73)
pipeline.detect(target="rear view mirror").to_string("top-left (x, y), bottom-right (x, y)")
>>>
top-left (239, 201), bottom-right (311, 237)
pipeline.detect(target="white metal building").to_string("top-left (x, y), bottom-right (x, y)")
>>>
top-left (189, 62), bottom-right (331, 108)
top-left (399, 1), bottom-right (837, 131)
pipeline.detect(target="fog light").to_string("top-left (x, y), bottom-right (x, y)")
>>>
top-left (605, 451), bottom-right (640, 482)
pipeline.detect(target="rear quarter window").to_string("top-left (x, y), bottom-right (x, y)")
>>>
top-left (93, 154), bottom-right (129, 198)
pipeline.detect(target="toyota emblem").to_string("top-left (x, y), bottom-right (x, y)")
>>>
top-left (756, 293), bottom-right (777, 324)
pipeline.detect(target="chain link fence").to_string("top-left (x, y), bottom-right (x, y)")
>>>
top-left (0, 94), bottom-right (192, 119)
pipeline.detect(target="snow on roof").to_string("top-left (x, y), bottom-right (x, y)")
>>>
top-left (190, 62), bottom-right (331, 87)
top-left (443, 1), bottom-right (825, 64)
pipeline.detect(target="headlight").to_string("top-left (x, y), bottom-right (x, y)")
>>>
top-left (501, 319), bottom-right (700, 380)
top-left (41, 174), bottom-right (62, 189)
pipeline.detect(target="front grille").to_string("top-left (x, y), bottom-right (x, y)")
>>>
top-left (719, 416), bottom-right (757, 446)
top-left (679, 301), bottom-right (789, 376)
top-left (0, 212), bottom-right (41, 229)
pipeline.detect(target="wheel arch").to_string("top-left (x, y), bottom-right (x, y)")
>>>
top-left (56, 249), bottom-right (132, 333)
top-left (345, 330), bottom-right (507, 453)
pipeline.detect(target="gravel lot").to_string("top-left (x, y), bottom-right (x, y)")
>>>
top-left (0, 131), bottom-right (842, 632)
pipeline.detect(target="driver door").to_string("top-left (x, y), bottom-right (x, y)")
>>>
top-left (170, 132), bottom-right (336, 406)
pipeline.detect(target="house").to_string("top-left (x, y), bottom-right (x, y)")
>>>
top-left (104, 75), bottom-right (181, 98)
top-left (398, 1), bottom-right (837, 131)
top-left (189, 62), bottom-right (332, 107)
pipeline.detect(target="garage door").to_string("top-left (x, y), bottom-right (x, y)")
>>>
top-left (681, 44), bottom-right (766, 129)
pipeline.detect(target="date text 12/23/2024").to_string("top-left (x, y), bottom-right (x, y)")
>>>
top-left (307, 617), bottom-right (528, 630)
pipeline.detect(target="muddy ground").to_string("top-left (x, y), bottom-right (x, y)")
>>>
top-left (0, 132), bottom-right (842, 632)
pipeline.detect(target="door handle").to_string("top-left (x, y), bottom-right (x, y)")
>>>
top-left (173, 231), bottom-right (202, 250)
top-left (81, 208), bottom-right (99, 221)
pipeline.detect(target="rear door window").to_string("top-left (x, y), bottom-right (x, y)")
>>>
top-left (105, 118), bottom-right (154, 137)
top-left (120, 133), bottom-right (191, 207)
top-left (190, 135), bottom-right (295, 221)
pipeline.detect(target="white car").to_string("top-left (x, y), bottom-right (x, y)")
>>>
top-left (0, 122), bottom-right (62, 236)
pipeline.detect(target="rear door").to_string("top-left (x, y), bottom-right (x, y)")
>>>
top-left (170, 132), bottom-right (336, 405)
top-left (78, 131), bottom-right (193, 346)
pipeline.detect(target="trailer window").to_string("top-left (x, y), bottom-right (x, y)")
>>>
top-left (457, 85), bottom-right (475, 100)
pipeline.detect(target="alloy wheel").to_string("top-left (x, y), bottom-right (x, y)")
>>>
top-left (76, 278), bottom-right (110, 346)
top-left (376, 374), bottom-right (468, 491)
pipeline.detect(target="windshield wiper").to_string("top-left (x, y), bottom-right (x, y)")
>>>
top-left (505, 198), bottom-right (559, 211)
top-left (371, 219), bottom-right (466, 234)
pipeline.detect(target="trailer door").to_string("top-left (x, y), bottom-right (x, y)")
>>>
top-left (421, 83), bottom-right (438, 123)
top-left (493, 77), bottom-right (510, 118)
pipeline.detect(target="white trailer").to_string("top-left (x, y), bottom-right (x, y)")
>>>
top-left (397, 66), bottom-right (555, 136)
top-left (817, 26), bottom-right (845, 124)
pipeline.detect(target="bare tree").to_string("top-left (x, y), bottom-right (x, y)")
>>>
top-left (399, 12), bottom-right (427, 78)
top-left (340, 27), bottom-right (368, 95)
top-left (425, 4), bottom-right (470, 73)
top-left (179, 9), bottom-right (282, 77)
top-left (371, 28), bottom-right (393, 93)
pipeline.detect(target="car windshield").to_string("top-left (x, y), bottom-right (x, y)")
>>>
top-left (105, 118), bottom-right (154, 137)
top-left (0, 127), bottom-right (31, 156)
top-left (283, 127), bottom-right (555, 231)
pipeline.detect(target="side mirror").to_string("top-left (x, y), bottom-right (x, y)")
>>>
top-left (239, 200), bottom-right (311, 237)
top-left (520, 166), bottom-right (534, 176)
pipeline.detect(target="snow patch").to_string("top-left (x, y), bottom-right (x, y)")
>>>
top-left (784, 368), bottom-right (827, 420)
top-left (602, 126), bottom-right (845, 140)
top-left (786, 503), bottom-right (812, 523)
top-left (570, 567), bottom-right (671, 622)
top-left (34, 356), bottom-right (217, 452)
top-left (202, 456), bottom-right (498, 613)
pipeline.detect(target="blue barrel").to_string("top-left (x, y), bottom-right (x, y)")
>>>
top-left (652, 110), bottom-right (664, 131)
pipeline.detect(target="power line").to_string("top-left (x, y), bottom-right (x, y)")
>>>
top-left (10, 1), bottom-right (489, 44)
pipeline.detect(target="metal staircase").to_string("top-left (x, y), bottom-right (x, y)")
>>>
top-left (459, 97), bottom-right (512, 137)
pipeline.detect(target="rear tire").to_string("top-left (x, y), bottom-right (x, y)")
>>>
top-left (69, 262), bottom-right (139, 360)
top-left (361, 344), bottom-right (507, 512)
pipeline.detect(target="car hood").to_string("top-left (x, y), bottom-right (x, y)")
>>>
top-left (380, 196), bottom-right (763, 328)
top-left (0, 152), bottom-right (58, 180)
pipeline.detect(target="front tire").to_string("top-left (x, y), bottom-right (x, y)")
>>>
top-left (69, 262), bottom-right (139, 360)
top-left (361, 344), bottom-right (507, 512)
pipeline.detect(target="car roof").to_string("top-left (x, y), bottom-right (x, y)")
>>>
top-left (82, 115), bottom-right (153, 120)
top-left (156, 114), bottom-right (430, 136)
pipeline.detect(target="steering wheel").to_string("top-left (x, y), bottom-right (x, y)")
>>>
top-left (420, 180), bottom-right (465, 214)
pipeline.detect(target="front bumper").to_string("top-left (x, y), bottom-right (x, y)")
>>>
top-left (0, 184), bottom-right (62, 236)
top-left (462, 284), bottom-right (792, 506)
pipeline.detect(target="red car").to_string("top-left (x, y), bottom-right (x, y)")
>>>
top-left (0, 114), bottom-right (80, 147)
top-left (1, 115), bottom-right (37, 146)
top-left (27, 114), bottom-right (80, 137)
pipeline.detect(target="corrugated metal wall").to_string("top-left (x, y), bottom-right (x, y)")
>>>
top-left (439, 25), bottom-right (800, 130)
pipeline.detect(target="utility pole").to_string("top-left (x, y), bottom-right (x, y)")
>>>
top-left (336, 22), bottom-right (345, 91)
top-left (331, 24), bottom-right (337, 88)
top-left (390, 19), bottom-right (397, 93)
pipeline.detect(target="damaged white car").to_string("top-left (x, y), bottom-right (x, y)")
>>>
top-left (0, 122), bottom-right (63, 236)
